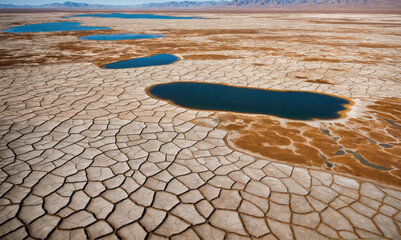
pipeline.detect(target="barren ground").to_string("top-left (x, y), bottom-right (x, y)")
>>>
top-left (0, 11), bottom-right (400, 239)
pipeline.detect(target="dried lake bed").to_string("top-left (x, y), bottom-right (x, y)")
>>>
top-left (0, 11), bottom-right (401, 239)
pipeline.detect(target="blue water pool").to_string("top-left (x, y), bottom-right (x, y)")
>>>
top-left (147, 82), bottom-right (350, 120)
top-left (3, 21), bottom-right (109, 33)
top-left (79, 33), bottom-right (164, 41)
top-left (65, 13), bottom-right (203, 19)
top-left (103, 54), bottom-right (179, 69)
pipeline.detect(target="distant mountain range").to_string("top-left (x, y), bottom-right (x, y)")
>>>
top-left (0, 1), bottom-right (228, 9)
top-left (0, 0), bottom-right (400, 9)
top-left (39, 2), bottom-right (130, 9)
top-left (228, 0), bottom-right (401, 8)
top-left (139, 1), bottom-right (227, 8)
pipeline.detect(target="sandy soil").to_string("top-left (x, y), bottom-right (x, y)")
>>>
top-left (0, 10), bottom-right (401, 239)
top-left (1, 10), bottom-right (400, 186)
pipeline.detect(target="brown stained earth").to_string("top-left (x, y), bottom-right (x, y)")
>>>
top-left (0, 28), bottom-right (249, 68)
top-left (1, 11), bottom-right (401, 239)
top-left (1, 14), bottom-right (401, 69)
top-left (217, 99), bottom-right (401, 187)
top-left (305, 79), bottom-right (333, 84)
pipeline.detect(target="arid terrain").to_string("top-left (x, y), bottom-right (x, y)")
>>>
top-left (0, 10), bottom-right (401, 239)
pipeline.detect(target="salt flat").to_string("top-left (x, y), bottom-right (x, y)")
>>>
top-left (0, 11), bottom-right (400, 239)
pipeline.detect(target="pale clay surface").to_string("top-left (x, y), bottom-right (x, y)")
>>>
top-left (0, 12), bottom-right (401, 239)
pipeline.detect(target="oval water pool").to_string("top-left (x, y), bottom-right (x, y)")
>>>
top-left (79, 33), bottom-right (164, 41)
top-left (65, 13), bottom-right (203, 19)
top-left (103, 54), bottom-right (179, 69)
top-left (147, 82), bottom-right (350, 120)
top-left (3, 22), bottom-right (109, 33)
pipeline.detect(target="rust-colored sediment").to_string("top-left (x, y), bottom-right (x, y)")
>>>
top-left (305, 79), bottom-right (333, 84)
top-left (217, 98), bottom-right (401, 187)
top-left (2, 16), bottom-right (400, 69)
top-left (182, 54), bottom-right (237, 60)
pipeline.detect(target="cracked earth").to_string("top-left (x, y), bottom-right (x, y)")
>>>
top-left (0, 11), bottom-right (401, 239)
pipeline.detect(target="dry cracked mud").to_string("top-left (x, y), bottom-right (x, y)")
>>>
top-left (0, 11), bottom-right (401, 239)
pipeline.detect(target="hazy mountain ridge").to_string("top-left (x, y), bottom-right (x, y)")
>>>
top-left (0, 1), bottom-right (227, 9)
top-left (0, 0), bottom-right (400, 9)
top-left (0, 4), bottom-right (34, 8)
top-left (228, 0), bottom-right (401, 8)
top-left (138, 1), bottom-right (228, 9)
top-left (0, 1), bottom-right (134, 9)
top-left (40, 1), bottom-right (127, 8)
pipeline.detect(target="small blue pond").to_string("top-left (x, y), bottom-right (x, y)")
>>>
top-left (103, 54), bottom-right (179, 69)
top-left (3, 21), bottom-right (109, 33)
top-left (147, 82), bottom-right (350, 120)
top-left (79, 33), bottom-right (164, 41)
top-left (65, 13), bottom-right (203, 19)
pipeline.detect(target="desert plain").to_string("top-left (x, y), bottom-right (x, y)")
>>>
top-left (0, 10), bottom-right (401, 239)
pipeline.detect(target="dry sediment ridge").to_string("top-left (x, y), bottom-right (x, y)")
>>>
top-left (0, 11), bottom-right (401, 239)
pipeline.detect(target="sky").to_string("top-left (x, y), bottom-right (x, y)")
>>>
top-left (0, 0), bottom-right (213, 5)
